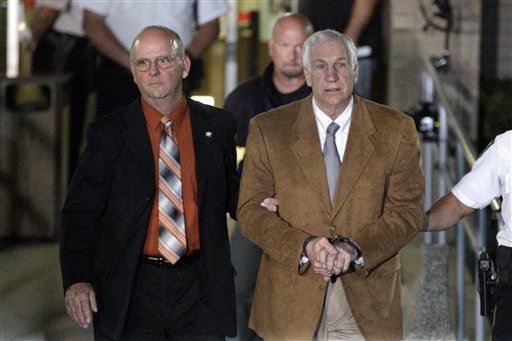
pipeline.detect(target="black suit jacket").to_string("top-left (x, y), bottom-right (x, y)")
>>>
top-left (60, 98), bottom-right (239, 339)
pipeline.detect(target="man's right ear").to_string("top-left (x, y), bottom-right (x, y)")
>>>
top-left (304, 69), bottom-right (312, 87)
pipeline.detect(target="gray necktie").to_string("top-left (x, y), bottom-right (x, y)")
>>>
top-left (323, 122), bottom-right (341, 204)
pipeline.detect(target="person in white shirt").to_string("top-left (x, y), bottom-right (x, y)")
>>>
top-left (29, 0), bottom-right (96, 176)
top-left (78, 0), bottom-right (229, 117)
top-left (425, 130), bottom-right (512, 340)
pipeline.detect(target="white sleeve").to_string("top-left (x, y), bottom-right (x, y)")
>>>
top-left (73, 0), bottom-right (109, 16)
top-left (35, 0), bottom-right (68, 11)
top-left (196, 0), bottom-right (230, 25)
top-left (452, 140), bottom-right (502, 209)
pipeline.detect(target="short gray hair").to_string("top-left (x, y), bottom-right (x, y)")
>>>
top-left (272, 13), bottom-right (314, 38)
top-left (302, 29), bottom-right (358, 72)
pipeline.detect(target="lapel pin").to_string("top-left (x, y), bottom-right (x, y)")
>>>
top-left (205, 131), bottom-right (213, 138)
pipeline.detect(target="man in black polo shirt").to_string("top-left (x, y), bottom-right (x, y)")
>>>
top-left (224, 13), bottom-right (313, 341)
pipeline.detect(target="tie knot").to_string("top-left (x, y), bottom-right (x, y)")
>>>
top-left (326, 122), bottom-right (340, 136)
top-left (161, 116), bottom-right (173, 137)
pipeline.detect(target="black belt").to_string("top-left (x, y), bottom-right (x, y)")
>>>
top-left (142, 252), bottom-right (199, 268)
top-left (497, 246), bottom-right (512, 283)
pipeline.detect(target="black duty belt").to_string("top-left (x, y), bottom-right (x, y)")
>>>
top-left (497, 245), bottom-right (512, 283)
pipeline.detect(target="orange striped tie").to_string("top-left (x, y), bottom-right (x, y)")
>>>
top-left (158, 116), bottom-right (186, 264)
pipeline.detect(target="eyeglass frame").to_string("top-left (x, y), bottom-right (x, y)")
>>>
top-left (131, 55), bottom-right (182, 72)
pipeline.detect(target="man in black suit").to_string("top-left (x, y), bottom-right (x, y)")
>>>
top-left (60, 25), bottom-right (239, 340)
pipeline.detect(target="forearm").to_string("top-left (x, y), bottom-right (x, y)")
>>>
top-left (60, 206), bottom-right (102, 289)
top-left (353, 118), bottom-right (424, 268)
top-left (426, 192), bottom-right (474, 231)
top-left (237, 120), bottom-right (309, 266)
top-left (239, 200), bottom-right (310, 266)
top-left (344, 0), bottom-right (379, 45)
top-left (83, 9), bottom-right (130, 69)
top-left (30, 7), bottom-right (59, 50)
top-left (186, 18), bottom-right (220, 58)
top-left (60, 126), bottom-right (108, 289)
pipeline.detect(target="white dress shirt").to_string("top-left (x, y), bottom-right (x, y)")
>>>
top-left (36, 0), bottom-right (85, 37)
top-left (77, 0), bottom-right (229, 50)
top-left (312, 96), bottom-right (354, 162)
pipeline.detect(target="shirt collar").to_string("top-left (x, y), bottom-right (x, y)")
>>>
top-left (312, 95), bottom-right (353, 134)
top-left (142, 96), bottom-right (188, 132)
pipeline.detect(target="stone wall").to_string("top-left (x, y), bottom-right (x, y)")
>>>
top-left (388, 1), bottom-right (482, 140)
top-left (498, 1), bottom-right (512, 79)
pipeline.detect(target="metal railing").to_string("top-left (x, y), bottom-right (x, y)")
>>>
top-left (418, 55), bottom-right (501, 341)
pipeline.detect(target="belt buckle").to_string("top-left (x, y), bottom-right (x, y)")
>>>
top-left (144, 255), bottom-right (171, 267)
top-left (157, 257), bottom-right (171, 268)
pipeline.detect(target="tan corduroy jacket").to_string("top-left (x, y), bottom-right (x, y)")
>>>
top-left (238, 95), bottom-right (425, 341)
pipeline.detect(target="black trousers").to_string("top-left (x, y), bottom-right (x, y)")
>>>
top-left (33, 29), bottom-right (96, 176)
top-left (94, 254), bottom-right (223, 341)
top-left (230, 224), bottom-right (262, 341)
top-left (95, 57), bottom-right (139, 118)
top-left (492, 245), bottom-right (512, 341)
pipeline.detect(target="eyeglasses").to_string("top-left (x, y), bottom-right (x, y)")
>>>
top-left (132, 56), bottom-right (179, 72)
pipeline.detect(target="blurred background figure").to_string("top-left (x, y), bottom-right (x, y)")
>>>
top-left (29, 0), bottom-right (96, 176)
top-left (225, 13), bottom-right (313, 150)
top-left (79, 0), bottom-right (229, 118)
top-left (224, 13), bottom-right (313, 341)
top-left (299, 0), bottom-right (383, 101)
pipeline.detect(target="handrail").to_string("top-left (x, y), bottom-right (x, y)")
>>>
top-left (420, 53), bottom-right (503, 341)
top-left (422, 56), bottom-right (477, 165)
top-left (422, 55), bottom-right (501, 212)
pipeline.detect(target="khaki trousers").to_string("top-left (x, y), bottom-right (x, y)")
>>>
top-left (315, 279), bottom-right (365, 341)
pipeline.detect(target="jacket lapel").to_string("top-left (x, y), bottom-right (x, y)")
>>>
top-left (292, 98), bottom-right (331, 215)
top-left (331, 96), bottom-right (375, 217)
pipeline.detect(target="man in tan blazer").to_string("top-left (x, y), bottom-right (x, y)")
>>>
top-left (237, 29), bottom-right (424, 341)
